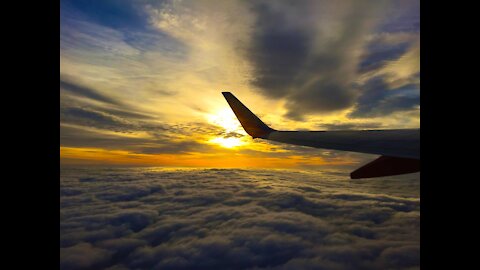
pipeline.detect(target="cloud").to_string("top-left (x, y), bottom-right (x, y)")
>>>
top-left (358, 41), bottom-right (412, 73)
top-left (317, 122), bottom-right (384, 131)
top-left (60, 242), bottom-right (112, 270)
top-left (349, 76), bottom-right (419, 118)
top-left (241, 0), bottom-right (419, 122)
top-left (60, 123), bottom-right (216, 155)
top-left (376, 0), bottom-right (420, 34)
top-left (61, 107), bottom-right (130, 132)
top-left (247, 2), bottom-right (313, 98)
top-left (60, 76), bottom-right (231, 156)
top-left (61, 79), bottom-right (121, 106)
top-left (247, 0), bottom-right (392, 120)
top-left (61, 74), bottom-right (359, 162)
top-left (61, 168), bottom-right (419, 269)
top-left (60, 0), bottom-right (419, 166)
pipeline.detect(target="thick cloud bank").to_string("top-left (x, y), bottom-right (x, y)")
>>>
top-left (61, 168), bottom-right (419, 269)
top-left (246, 0), bottom-right (419, 120)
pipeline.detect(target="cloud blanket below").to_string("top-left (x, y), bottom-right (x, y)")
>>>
top-left (60, 167), bottom-right (419, 270)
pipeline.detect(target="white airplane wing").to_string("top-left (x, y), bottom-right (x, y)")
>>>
top-left (222, 92), bottom-right (420, 179)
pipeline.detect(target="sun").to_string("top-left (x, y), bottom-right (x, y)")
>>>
top-left (207, 108), bottom-right (244, 133)
top-left (206, 107), bottom-right (248, 148)
top-left (209, 137), bottom-right (245, 148)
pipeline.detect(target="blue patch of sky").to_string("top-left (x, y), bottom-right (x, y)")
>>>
top-left (61, 0), bottom-right (187, 58)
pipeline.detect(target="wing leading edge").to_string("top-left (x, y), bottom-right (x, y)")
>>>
top-left (222, 92), bottom-right (420, 179)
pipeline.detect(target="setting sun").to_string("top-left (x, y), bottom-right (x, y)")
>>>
top-left (206, 107), bottom-right (248, 148)
top-left (209, 137), bottom-right (245, 148)
top-left (207, 108), bottom-right (245, 134)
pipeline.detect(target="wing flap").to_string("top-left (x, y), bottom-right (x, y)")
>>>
top-left (350, 156), bottom-right (420, 179)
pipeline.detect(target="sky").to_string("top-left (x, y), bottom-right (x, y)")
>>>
top-left (60, 0), bottom-right (420, 169)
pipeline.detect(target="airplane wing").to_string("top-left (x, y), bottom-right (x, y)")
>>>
top-left (222, 92), bottom-right (420, 179)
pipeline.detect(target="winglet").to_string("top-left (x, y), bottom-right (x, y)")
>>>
top-left (222, 92), bottom-right (275, 139)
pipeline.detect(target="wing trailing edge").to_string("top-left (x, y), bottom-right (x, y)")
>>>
top-left (350, 156), bottom-right (420, 179)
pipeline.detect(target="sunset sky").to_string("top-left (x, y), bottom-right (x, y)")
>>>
top-left (60, 0), bottom-right (419, 168)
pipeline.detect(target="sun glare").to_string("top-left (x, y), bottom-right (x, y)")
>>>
top-left (207, 108), bottom-right (244, 133)
top-left (206, 107), bottom-right (248, 148)
top-left (209, 137), bottom-right (245, 148)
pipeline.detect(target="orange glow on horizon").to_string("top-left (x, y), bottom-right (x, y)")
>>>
top-left (60, 146), bottom-right (354, 168)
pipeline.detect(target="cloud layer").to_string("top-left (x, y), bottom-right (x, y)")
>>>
top-left (61, 168), bottom-right (419, 269)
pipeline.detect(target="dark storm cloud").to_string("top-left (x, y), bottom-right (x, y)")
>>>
top-left (247, 1), bottom-right (388, 120)
top-left (245, 0), bottom-right (419, 121)
top-left (349, 76), bottom-right (419, 118)
top-left (358, 42), bottom-right (412, 73)
top-left (248, 2), bottom-right (312, 98)
top-left (317, 122), bottom-right (383, 131)
top-left (61, 168), bottom-right (419, 269)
